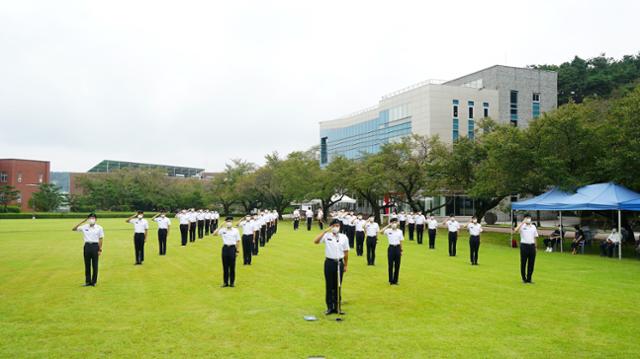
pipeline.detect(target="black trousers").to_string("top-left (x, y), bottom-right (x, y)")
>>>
top-left (387, 245), bottom-right (401, 284)
top-left (520, 243), bottom-right (536, 282)
top-left (179, 224), bottom-right (188, 245)
top-left (366, 236), bottom-right (377, 265)
top-left (408, 224), bottom-right (415, 241)
top-left (274, 219), bottom-right (278, 233)
top-left (222, 245), bottom-right (237, 285)
top-left (134, 233), bottom-right (145, 263)
top-left (355, 231), bottom-right (365, 256)
top-left (399, 221), bottom-right (406, 234)
top-left (318, 220), bottom-right (324, 230)
top-left (205, 219), bottom-right (211, 235)
top-left (189, 223), bottom-right (196, 242)
top-left (469, 235), bottom-right (480, 264)
top-left (324, 258), bottom-right (344, 312)
top-left (197, 220), bottom-right (204, 238)
top-left (260, 226), bottom-right (266, 246)
top-left (83, 242), bottom-right (99, 285)
top-left (252, 231), bottom-right (259, 255)
top-left (306, 217), bottom-right (312, 231)
top-left (347, 226), bottom-right (355, 249)
top-left (211, 219), bottom-right (218, 232)
top-left (293, 219), bottom-right (299, 230)
top-left (416, 224), bottom-right (425, 244)
top-left (448, 231), bottom-right (458, 256)
top-left (428, 229), bottom-right (436, 248)
top-left (158, 228), bottom-right (167, 255)
top-left (242, 234), bottom-right (253, 265)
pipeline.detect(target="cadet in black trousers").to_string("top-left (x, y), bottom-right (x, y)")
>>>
top-left (188, 209), bottom-right (197, 242)
top-left (177, 210), bottom-right (189, 246)
top-left (152, 210), bottom-right (171, 255)
top-left (126, 211), bottom-right (149, 265)
top-left (73, 213), bottom-right (104, 287)
top-left (427, 215), bottom-right (438, 249)
top-left (465, 216), bottom-right (483, 265)
top-left (314, 219), bottom-right (350, 315)
top-left (214, 217), bottom-right (241, 287)
top-left (444, 216), bottom-right (461, 257)
top-left (516, 215), bottom-right (539, 283)
top-left (407, 213), bottom-right (415, 241)
top-left (382, 218), bottom-right (404, 285)
top-left (364, 217), bottom-right (380, 265)
top-left (239, 215), bottom-right (255, 265)
top-left (354, 214), bottom-right (366, 256)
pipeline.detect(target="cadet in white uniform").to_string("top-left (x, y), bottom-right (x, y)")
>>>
top-left (188, 209), bottom-right (197, 242)
top-left (364, 216), bottom-right (380, 265)
top-left (72, 213), bottom-right (104, 286)
top-left (381, 218), bottom-right (403, 285)
top-left (466, 216), bottom-right (483, 265)
top-left (415, 211), bottom-right (426, 245)
top-left (152, 209), bottom-right (171, 255)
top-left (211, 211), bottom-right (219, 233)
top-left (317, 209), bottom-right (324, 230)
top-left (444, 215), bottom-right (461, 257)
top-left (398, 211), bottom-right (407, 234)
top-left (251, 214), bottom-right (261, 256)
top-left (313, 219), bottom-right (350, 315)
top-left (239, 215), bottom-right (256, 265)
top-left (354, 213), bottom-right (366, 256)
top-left (126, 211), bottom-right (149, 265)
top-left (196, 209), bottom-right (205, 239)
top-left (427, 215), bottom-right (438, 249)
top-left (293, 209), bottom-right (301, 230)
top-left (305, 208), bottom-right (314, 231)
top-left (407, 213), bottom-right (416, 241)
top-left (214, 217), bottom-right (241, 287)
top-left (204, 210), bottom-right (212, 236)
top-left (177, 209), bottom-right (189, 246)
top-left (515, 215), bottom-right (538, 283)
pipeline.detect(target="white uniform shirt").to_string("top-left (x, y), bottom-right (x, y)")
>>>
top-left (384, 228), bottom-right (404, 245)
top-left (415, 215), bottom-right (426, 225)
top-left (219, 227), bottom-right (240, 245)
top-left (427, 219), bottom-right (438, 230)
top-left (320, 232), bottom-right (350, 259)
top-left (446, 220), bottom-right (461, 232)
top-left (317, 211), bottom-right (323, 220)
top-left (467, 223), bottom-right (482, 236)
top-left (196, 212), bottom-right (205, 221)
top-left (154, 216), bottom-right (171, 229)
top-left (354, 219), bottom-right (366, 232)
top-left (252, 220), bottom-right (261, 232)
top-left (293, 209), bottom-right (300, 219)
top-left (365, 222), bottom-right (380, 236)
top-left (129, 218), bottom-right (149, 233)
top-left (519, 224), bottom-right (539, 244)
top-left (177, 213), bottom-right (190, 225)
top-left (188, 212), bottom-right (197, 223)
top-left (76, 224), bottom-right (104, 243)
top-left (240, 220), bottom-right (255, 236)
top-left (204, 212), bottom-right (212, 220)
top-left (305, 210), bottom-right (313, 218)
top-left (212, 212), bottom-right (219, 220)
top-left (608, 232), bottom-right (621, 243)
top-left (407, 215), bottom-right (415, 224)
top-left (398, 214), bottom-right (406, 222)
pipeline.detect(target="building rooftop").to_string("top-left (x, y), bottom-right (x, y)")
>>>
top-left (88, 160), bottom-right (204, 177)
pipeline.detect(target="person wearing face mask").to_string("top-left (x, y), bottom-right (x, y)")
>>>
top-left (515, 214), bottom-right (539, 283)
top-left (126, 211), bottom-right (149, 265)
top-left (151, 209), bottom-right (171, 255)
top-left (313, 219), bottom-right (350, 315)
top-left (188, 208), bottom-right (197, 242)
top-left (427, 215), bottom-right (438, 249)
top-left (176, 209), bottom-right (190, 246)
top-left (364, 216), bottom-right (380, 265)
top-left (251, 215), bottom-right (261, 256)
top-left (305, 208), bottom-right (314, 231)
top-left (73, 213), bottom-right (104, 287)
top-left (239, 215), bottom-right (256, 265)
top-left (204, 209), bottom-right (212, 236)
top-left (211, 211), bottom-right (219, 233)
top-left (213, 217), bottom-right (241, 287)
top-left (407, 212), bottom-right (416, 241)
top-left (381, 218), bottom-right (404, 285)
top-left (354, 213), bottom-right (366, 256)
top-left (398, 211), bottom-right (407, 235)
top-left (601, 227), bottom-right (621, 257)
top-left (414, 211), bottom-right (426, 245)
top-left (293, 208), bottom-right (301, 230)
top-left (443, 215), bottom-right (461, 256)
top-left (347, 212), bottom-right (357, 249)
top-left (544, 225), bottom-right (564, 252)
top-left (466, 216), bottom-right (483, 265)
top-left (196, 209), bottom-right (205, 239)
top-left (317, 208), bottom-right (324, 230)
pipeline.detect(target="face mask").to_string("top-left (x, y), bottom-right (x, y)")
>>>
top-left (472, 219), bottom-right (477, 223)
top-left (160, 214), bottom-right (165, 218)
top-left (368, 218), bottom-right (374, 222)
top-left (450, 218), bottom-right (455, 222)
top-left (246, 217), bottom-right (251, 221)
top-left (137, 215), bottom-right (143, 219)
top-left (391, 224), bottom-right (398, 229)
top-left (525, 218), bottom-right (531, 224)
top-left (430, 217), bottom-right (435, 221)
top-left (358, 216), bottom-right (362, 219)
top-left (88, 218), bottom-right (96, 225)
top-left (331, 227), bottom-right (339, 234)
top-left (226, 222), bottom-right (232, 228)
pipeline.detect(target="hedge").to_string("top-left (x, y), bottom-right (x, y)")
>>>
top-left (0, 212), bottom-right (252, 220)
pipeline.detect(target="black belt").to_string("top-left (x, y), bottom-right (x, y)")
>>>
top-left (389, 244), bottom-right (400, 247)
top-left (84, 242), bottom-right (99, 245)
top-left (325, 258), bottom-right (343, 262)
top-left (223, 244), bottom-right (236, 248)
top-left (521, 242), bottom-right (535, 246)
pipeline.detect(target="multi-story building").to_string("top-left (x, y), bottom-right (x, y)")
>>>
top-left (0, 159), bottom-right (50, 211)
top-left (88, 160), bottom-right (204, 178)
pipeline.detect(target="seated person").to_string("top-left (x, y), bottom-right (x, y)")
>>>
top-left (544, 225), bottom-right (564, 252)
top-left (571, 225), bottom-right (585, 255)
top-left (600, 228), bottom-right (621, 257)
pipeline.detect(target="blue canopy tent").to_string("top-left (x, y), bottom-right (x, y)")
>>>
top-left (511, 182), bottom-right (640, 259)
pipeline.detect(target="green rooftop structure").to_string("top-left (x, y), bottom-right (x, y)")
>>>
top-left (88, 160), bottom-right (204, 178)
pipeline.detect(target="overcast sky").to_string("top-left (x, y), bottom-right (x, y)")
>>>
top-left (1, 0), bottom-right (638, 172)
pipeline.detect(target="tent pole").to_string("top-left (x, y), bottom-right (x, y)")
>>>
top-left (618, 210), bottom-right (622, 260)
top-left (559, 211), bottom-right (563, 253)
top-left (510, 209), bottom-right (513, 247)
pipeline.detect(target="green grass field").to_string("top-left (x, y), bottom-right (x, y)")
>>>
top-left (1, 219), bottom-right (639, 358)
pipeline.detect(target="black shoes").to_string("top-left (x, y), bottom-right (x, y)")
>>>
top-left (221, 284), bottom-right (229, 288)
top-left (324, 309), bottom-right (334, 315)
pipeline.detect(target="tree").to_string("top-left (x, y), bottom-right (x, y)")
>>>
top-left (309, 156), bottom-right (351, 220)
top-left (29, 183), bottom-right (66, 212)
top-left (206, 159), bottom-right (256, 215)
top-left (345, 154), bottom-right (391, 224)
top-left (0, 185), bottom-right (19, 211)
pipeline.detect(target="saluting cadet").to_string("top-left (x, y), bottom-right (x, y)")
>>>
top-left (252, 214), bottom-right (261, 256)
top-left (381, 218), bottom-right (403, 285)
top-left (427, 215), bottom-right (438, 249)
top-left (259, 212), bottom-right (267, 247)
top-left (196, 209), bottom-right (205, 239)
top-left (466, 216), bottom-right (483, 265)
top-left (364, 216), bottom-right (380, 265)
top-left (293, 208), bottom-right (301, 230)
top-left (213, 217), bottom-right (241, 287)
top-left (273, 210), bottom-right (279, 234)
top-left (354, 213), bottom-right (366, 256)
top-left (407, 212), bottom-right (416, 241)
top-left (346, 212), bottom-right (356, 249)
top-left (177, 209), bottom-right (189, 246)
top-left (211, 211), bottom-right (219, 232)
top-left (317, 209), bottom-right (324, 230)
top-left (398, 211), bottom-right (407, 234)
top-left (188, 208), bottom-right (197, 242)
top-left (515, 215), bottom-right (538, 283)
top-left (305, 208), bottom-right (314, 231)
top-left (389, 211), bottom-right (398, 225)
top-left (72, 213), bottom-right (104, 287)
top-left (126, 211), bottom-right (149, 265)
top-left (239, 215), bottom-right (256, 265)
top-left (415, 211), bottom-right (426, 245)
top-left (313, 219), bottom-right (349, 315)
top-left (204, 210), bottom-right (212, 236)
top-left (151, 210), bottom-right (171, 255)
top-left (444, 215), bottom-right (461, 256)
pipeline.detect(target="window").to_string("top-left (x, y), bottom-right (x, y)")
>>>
top-left (0, 171), bottom-right (7, 183)
top-left (38, 174), bottom-right (44, 183)
top-left (453, 118), bottom-right (459, 140)
top-left (483, 102), bottom-right (489, 118)
top-left (468, 120), bottom-right (475, 139)
top-left (452, 99), bottom-right (459, 118)
top-left (532, 93), bottom-right (540, 102)
top-left (17, 173), bottom-right (22, 183)
top-left (532, 93), bottom-right (541, 118)
top-left (16, 192), bottom-right (21, 204)
top-left (510, 90), bottom-right (518, 126)
top-left (468, 101), bottom-right (474, 119)
top-left (320, 137), bottom-right (328, 164)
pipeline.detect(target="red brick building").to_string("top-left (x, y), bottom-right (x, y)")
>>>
top-left (0, 159), bottom-right (50, 211)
